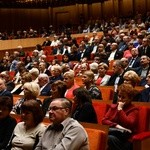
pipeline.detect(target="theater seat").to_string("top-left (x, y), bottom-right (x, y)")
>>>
top-left (85, 128), bottom-right (107, 150)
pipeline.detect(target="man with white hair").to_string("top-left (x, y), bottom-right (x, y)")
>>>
top-left (38, 73), bottom-right (51, 96)
top-left (39, 62), bottom-right (50, 76)
top-left (29, 68), bottom-right (39, 83)
top-left (50, 35), bottom-right (59, 47)
top-left (107, 43), bottom-right (123, 61)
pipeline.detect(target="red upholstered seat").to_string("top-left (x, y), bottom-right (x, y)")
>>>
top-left (92, 100), bottom-right (109, 124)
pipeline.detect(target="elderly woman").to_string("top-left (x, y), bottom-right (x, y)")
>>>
top-left (82, 70), bottom-right (102, 100)
top-left (102, 84), bottom-right (139, 150)
top-left (42, 80), bottom-right (67, 116)
top-left (95, 62), bottom-right (111, 86)
top-left (123, 70), bottom-right (141, 87)
top-left (0, 96), bottom-right (17, 150)
top-left (11, 100), bottom-right (46, 150)
top-left (72, 87), bottom-right (97, 123)
top-left (12, 82), bottom-right (41, 114)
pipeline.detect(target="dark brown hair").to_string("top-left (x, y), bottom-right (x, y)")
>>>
top-left (21, 100), bottom-right (44, 125)
top-left (0, 96), bottom-right (13, 111)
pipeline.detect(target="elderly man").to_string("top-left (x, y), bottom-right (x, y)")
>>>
top-left (38, 73), bottom-right (51, 96)
top-left (0, 78), bottom-right (13, 102)
top-left (35, 98), bottom-right (89, 150)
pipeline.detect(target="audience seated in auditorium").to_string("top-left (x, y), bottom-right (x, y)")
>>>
top-left (72, 87), bottom-right (98, 123)
top-left (102, 83), bottom-right (139, 150)
top-left (12, 82), bottom-right (41, 114)
top-left (82, 70), bottom-right (102, 100)
top-left (35, 98), bottom-right (89, 150)
top-left (11, 100), bottom-right (46, 150)
top-left (0, 96), bottom-right (17, 150)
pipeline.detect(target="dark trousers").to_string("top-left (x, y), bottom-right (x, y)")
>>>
top-left (107, 135), bottom-right (133, 150)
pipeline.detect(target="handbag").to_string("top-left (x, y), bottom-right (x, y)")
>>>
top-left (108, 128), bottom-right (131, 141)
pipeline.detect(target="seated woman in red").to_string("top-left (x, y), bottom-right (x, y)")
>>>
top-left (102, 83), bottom-right (139, 150)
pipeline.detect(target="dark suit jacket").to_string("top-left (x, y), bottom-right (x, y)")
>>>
top-left (128, 56), bottom-right (141, 68)
top-left (138, 87), bottom-right (150, 102)
top-left (0, 89), bottom-right (13, 102)
top-left (42, 40), bottom-right (51, 46)
top-left (40, 83), bottom-right (51, 96)
top-left (6, 81), bottom-right (15, 92)
top-left (77, 48), bottom-right (91, 61)
top-left (133, 66), bottom-right (150, 86)
top-left (138, 46), bottom-right (150, 57)
top-left (107, 50), bottom-right (123, 60)
top-left (107, 73), bottom-right (124, 86)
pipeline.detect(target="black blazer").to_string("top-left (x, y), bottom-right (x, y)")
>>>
top-left (128, 57), bottom-right (141, 68)
top-left (138, 46), bottom-right (150, 57)
top-left (138, 87), bottom-right (150, 102)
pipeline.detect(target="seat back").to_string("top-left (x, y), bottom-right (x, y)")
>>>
top-left (92, 100), bottom-right (109, 124)
top-left (85, 128), bottom-right (106, 150)
top-left (136, 106), bottom-right (150, 133)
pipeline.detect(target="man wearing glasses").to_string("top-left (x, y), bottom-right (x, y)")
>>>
top-left (35, 98), bottom-right (89, 150)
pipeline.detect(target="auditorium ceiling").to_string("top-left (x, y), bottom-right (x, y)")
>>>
top-left (0, 0), bottom-right (108, 8)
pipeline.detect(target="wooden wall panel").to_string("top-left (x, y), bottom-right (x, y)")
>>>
top-left (52, 5), bottom-right (78, 28)
top-left (0, 8), bottom-right (49, 32)
top-left (102, 0), bottom-right (114, 19)
top-left (119, 0), bottom-right (133, 17)
top-left (133, 0), bottom-right (146, 14)
top-left (91, 3), bottom-right (102, 19)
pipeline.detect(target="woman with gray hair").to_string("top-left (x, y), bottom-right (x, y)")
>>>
top-left (12, 82), bottom-right (42, 114)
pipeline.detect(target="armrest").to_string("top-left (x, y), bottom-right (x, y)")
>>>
top-left (132, 132), bottom-right (150, 141)
top-left (132, 132), bottom-right (150, 150)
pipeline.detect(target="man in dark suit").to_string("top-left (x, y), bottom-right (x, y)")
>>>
top-left (107, 60), bottom-right (125, 103)
top-left (39, 62), bottom-right (50, 76)
top-left (42, 37), bottom-right (51, 46)
top-left (128, 48), bottom-right (141, 69)
top-left (0, 71), bottom-right (15, 92)
top-left (107, 43), bottom-right (123, 61)
top-left (133, 55), bottom-right (150, 86)
top-left (138, 73), bottom-right (150, 102)
top-left (38, 73), bottom-right (51, 96)
top-left (0, 78), bottom-right (13, 102)
top-left (77, 41), bottom-right (91, 61)
top-left (138, 38), bottom-right (150, 57)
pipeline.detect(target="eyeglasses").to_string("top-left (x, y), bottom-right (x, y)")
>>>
top-left (48, 106), bottom-right (66, 111)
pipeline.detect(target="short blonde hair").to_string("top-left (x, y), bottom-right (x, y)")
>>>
top-left (123, 70), bottom-right (140, 86)
top-left (23, 82), bottom-right (40, 97)
top-left (98, 62), bottom-right (109, 70)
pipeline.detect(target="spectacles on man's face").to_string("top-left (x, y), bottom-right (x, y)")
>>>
top-left (48, 106), bottom-right (66, 111)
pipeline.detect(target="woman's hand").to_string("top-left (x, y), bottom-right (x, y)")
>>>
top-left (115, 124), bottom-right (132, 133)
top-left (117, 102), bottom-right (125, 110)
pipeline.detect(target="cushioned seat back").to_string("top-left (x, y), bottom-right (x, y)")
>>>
top-left (85, 128), bottom-right (106, 150)
top-left (136, 106), bottom-right (150, 133)
top-left (92, 101), bottom-right (109, 124)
